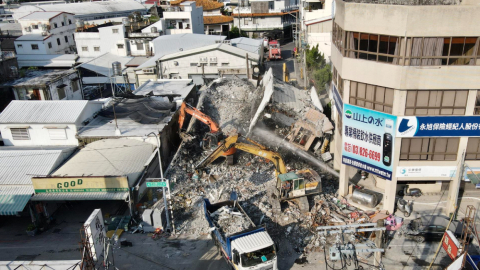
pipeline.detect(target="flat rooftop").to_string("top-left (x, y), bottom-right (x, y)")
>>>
top-left (6, 69), bottom-right (77, 88)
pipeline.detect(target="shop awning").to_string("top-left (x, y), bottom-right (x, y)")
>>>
top-left (0, 186), bottom-right (34, 215)
top-left (31, 192), bottom-right (128, 201)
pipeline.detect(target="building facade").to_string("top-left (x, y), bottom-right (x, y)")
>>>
top-left (331, 0), bottom-right (480, 215)
top-left (163, 2), bottom-right (204, 35)
top-left (15, 12), bottom-right (76, 55)
top-left (75, 24), bottom-right (128, 58)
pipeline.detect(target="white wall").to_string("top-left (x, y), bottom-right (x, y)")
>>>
top-left (159, 49), bottom-right (258, 79)
top-left (17, 13), bottom-right (76, 55)
top-left (1, 124), bottom-right (79, 146)
top-left (234, 16), bottom-right (282, 30)
top-left (163, 2), bottom-right (204, 35)
top-left (141, 20), bottom-right (165, 33)
top-left (75, 24), bottom-right (127, 58)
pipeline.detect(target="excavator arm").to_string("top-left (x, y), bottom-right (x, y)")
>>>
top-left (195, 134), bottom-right (239, 171)
top-left (178, 103), bottom-right (220, 133)
top-left (233, 143), bottom-right (287, 176)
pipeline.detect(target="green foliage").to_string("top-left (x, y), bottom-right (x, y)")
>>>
top-left (312, 63), bottom-right (331, 92)
top-left (27, 66), bottom-right (38, 71)
top-left (306, 44), bottom-right (326, 70)
top-left (149, 15), bottom-right (160, 23)
top-left (228, 27), bottom-right (247, 39)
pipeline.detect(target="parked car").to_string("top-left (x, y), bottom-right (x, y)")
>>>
top-left (406, 215), bottom-right (472, 243)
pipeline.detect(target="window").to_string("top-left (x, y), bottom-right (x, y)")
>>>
top-left (210, 63), bottom-right (217, 66)
top-left (17, 44), bottom-right (23, 48)
top-left (48, 42), bottom-right (52, 49)
top-left (475, 92), bottom-right (480, 115)
top-left (405, 90), bottom-right (468, 116)
top-left (57, 38), bottom-right (61, 46)
top-left (117, 44), bottom-right (124, 49)
top-left (32, 25), bottom-right (38, 29)
top-left (346, 32), bottom-right (401, 63)
top-left (61, 21), bottom-right (65, 27)
top-left (349, 81), bottom-right (394, 113)
top-left (136, 43), bottom-right (144, 50)
top-left (31, 44), bottom-right (39, 50)
top-left (54, 23), bottom-right (58, 28)
top-left (190, 63), bottom-right (198, 66)
top-left (68, 19), bottom-right (72, 25)
top-left (11, 128), bottom-right (30, 140)
top-left (57, 86), bottom-right (66, 99)
top-left (407, 37), bottom-right (479, 66)
top-left (400, 138), bottom-right (459, 161)
top-left (466, 138), bottom-right (480, 160)
top-left (82, 46), bottom-right (88, 51)
top-left (112, 28), bottom-right (119, 34)
top-left (332, 21), bottom-right (345, 54)
top-left (71, 81), bottom-right (79, 92)
top-left (222, 63), bottom-right (229, 66)
top-left (64, 36), bottom-right (68, 43)
top-left (48, 128), bottom-right (67, 140)
top-left (94, 46), bottom-right (100, 51)
top-left (332, 66), bottom-right (337, 87)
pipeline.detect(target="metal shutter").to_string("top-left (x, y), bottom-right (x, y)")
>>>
top-left (11, 128), bottom-right (30, 140)
top-left (48, 128), bottom-right (67, 140)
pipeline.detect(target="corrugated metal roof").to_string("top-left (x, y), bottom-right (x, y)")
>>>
top-left (52, 139), bottom-right (155, 186)
top-left (15, 34), bottom-right (49, 41)
top-left (0, 100), bottom-right (90, 124)
top-left (159, 43), bottom-right (260, 62)
top-left (31, 191), bottom-right (128, 201)
top-left (137, 34), bottom-right (226, 69)
top-left (0, 148), bottom-right (76, 185)
top-left (231, 37), bottom-right (263, 54)
top-left (19, 11), bottom-right (64, 21)
top-left (231, 231), bottom-right (274, 253)
top-left (0, 185), bottom-right (34, 215)
top-left (133, 79), bottom-right (194, 96)
top-left (77, 53), bottom-right (133, 77)
top-left (13, 0), bottom-right (146, 20)
top-left (17, 54), bottom-right (78, 68)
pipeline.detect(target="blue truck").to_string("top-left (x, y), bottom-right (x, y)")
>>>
top-left (204, 198), bottom-right (278, 270)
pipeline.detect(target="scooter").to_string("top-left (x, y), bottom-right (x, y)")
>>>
top-left (397, 186), bottom-right (422, 197)
top-left (397, 199), bottom-right (413, 217)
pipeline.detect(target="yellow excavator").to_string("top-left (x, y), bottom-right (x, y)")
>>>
top-left (195, 134), bottom-right (322, 213)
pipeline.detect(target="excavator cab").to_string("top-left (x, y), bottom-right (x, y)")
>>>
top-left (279, 172), bottom-right (305, 199)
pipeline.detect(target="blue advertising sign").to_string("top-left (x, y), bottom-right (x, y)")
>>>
top-left (396, 116), bottom-right (480, 137)
top-left (332, 83), bottom-right (343, 116)
top-left (342, 104), bottom-right (396, 180)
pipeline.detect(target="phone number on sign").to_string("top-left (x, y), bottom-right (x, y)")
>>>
top-left (344, 142), bottom-right (381, 162)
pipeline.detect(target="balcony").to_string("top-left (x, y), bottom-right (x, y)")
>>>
top-left (233, 5), bottom-right (299, 14)
top-left (239, 22), bottom-right (293, 30)
top-left (128, 32), bottom-right (160, 38)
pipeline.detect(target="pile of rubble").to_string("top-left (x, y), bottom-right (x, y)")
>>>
top-left (209, 205), bottom-right (254, 236)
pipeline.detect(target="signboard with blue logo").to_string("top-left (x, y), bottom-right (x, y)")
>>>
top-left (342, 104), bottom-right (396, 180)
top-left (396, 116), bottom-right (480, 137)
top-left (332, 83), bottom-right (343, 116)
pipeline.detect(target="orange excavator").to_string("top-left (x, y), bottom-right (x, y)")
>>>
top-left (178, 102), bottom-right (235, 156)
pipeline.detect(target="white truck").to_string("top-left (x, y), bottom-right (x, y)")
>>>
top-left (204, 198), bottom-right (278, 270)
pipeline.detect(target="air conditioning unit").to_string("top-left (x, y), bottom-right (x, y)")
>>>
top-left (209, 57), bottom-right (217, 63)
top-left (143, 68), bottom-right (155, 74)
top-left (173, 61), bottom-right (178, 66)
top-left (130, 40), bottom-right (136, 45)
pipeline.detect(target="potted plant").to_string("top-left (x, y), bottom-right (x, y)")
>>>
top-left (26, 224), bottom-right (37, 236)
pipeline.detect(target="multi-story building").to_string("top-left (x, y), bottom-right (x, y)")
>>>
top-left (301, 0), bottom-right (333, 61)
top-left (331, 0), bottom-right (480, 216)
top-left (163, 2), bottom-right (204, 35)
top-left (232, 0), bottom-right (298, 40)
top-left (75, 23), bottom-right (129, 58)
top-left (195, 0), bottom-right (233, 35)
top-left (15, 12), bottom-right (76, 55)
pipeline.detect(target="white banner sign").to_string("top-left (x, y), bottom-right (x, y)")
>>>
top-left (84, 209), bottom-right (106, 261)
top-left (397, 166), bottom-right (456, 178)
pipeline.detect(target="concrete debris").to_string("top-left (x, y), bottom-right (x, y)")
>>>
top-left (209, 205), bottom-right (253, 236)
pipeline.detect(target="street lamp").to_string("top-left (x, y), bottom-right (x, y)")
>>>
top-left (143, 132), bottom-right (172, 232)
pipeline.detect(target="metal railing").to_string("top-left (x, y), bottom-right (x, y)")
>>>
top-left (233, 5), bottom-right (299, 14)
top-left (342, 0), bottom-right (460, 5)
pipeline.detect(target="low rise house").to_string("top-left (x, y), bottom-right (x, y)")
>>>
top-left (0, 100), bottom-right (104, 146)
top-left (15, 12), bottom-right (77, 55)
top-left (74, 23), bottom-right (129, 59)
top-left (195, 0), bottom-right (233, 35)
top-left (135, 33), bottom-right (226, 86)
top-left (0, 146), bottom-right (76, 216)
top-left (6, 69), bottom-right (82, 100)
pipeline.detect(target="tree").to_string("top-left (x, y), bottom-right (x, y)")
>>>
top-left (228, 26), bottom-right (247, 39)
top-left (306, 44), bottom-right (325, 70)
top-left (312, 64), bottom-right (331, 93)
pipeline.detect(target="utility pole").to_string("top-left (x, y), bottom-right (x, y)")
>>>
top-left (237, 1), bottom-right (242, 37)
top-left (303, 28), bottom-right (307, 90)
top-left (246, 53), bottom-right (249, 79)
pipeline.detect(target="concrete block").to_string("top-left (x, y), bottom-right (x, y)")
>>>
top-left (142, 209), bottom-right (153, 226)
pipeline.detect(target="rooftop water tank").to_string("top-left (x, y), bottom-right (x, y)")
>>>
top-left (112, 62), bottom-right (122, 76)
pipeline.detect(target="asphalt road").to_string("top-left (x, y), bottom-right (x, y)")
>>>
top-left (265, 41), bottom-right (296, 81)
